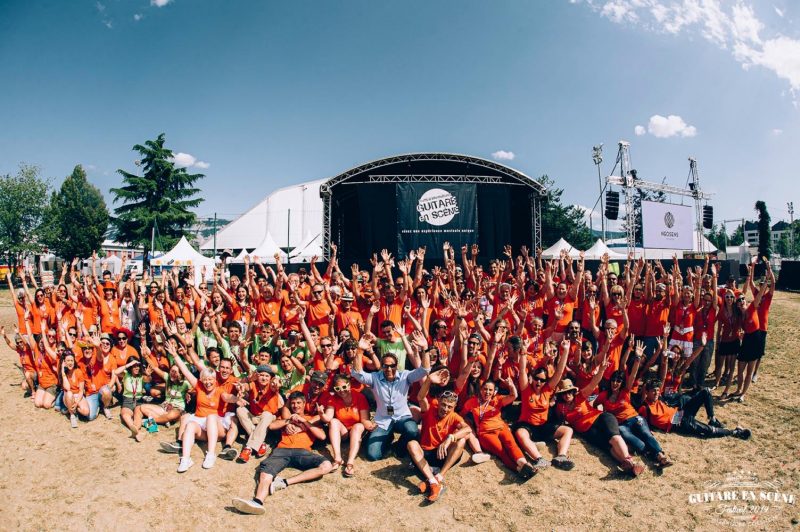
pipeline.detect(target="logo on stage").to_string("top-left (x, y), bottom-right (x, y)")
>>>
top-left (416, 188), bottom-right (459, 226)
top-left (664, 212), bottom-right (675, 228)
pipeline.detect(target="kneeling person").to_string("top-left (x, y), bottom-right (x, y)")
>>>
top-left (407, 376), bottom-right (471, 503)
top-left (232, 391), bottom-right (332, 515)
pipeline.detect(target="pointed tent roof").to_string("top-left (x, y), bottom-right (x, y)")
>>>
top-left (230, 249), bottom-right (252, 264)
top-left (541, 238), bottom-right (581, 259)
top-left (151, 237), bottom-right (215, 268)
top-left (250, 232), bottom-right (288, 263)
top-left (288, 231), bottom-right (323, 263)
top-left (583, 239), bottom-right (627, 260)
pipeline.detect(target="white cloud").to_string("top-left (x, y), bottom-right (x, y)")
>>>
top-left (133, 13), bottom-right (143, 21)
top-left (151, 0), bottom-right (172, 6)
top-left (771, 128), bottom-right (783, 135)
top-left (491, 150), bottom-right (515, 161)
top-left (194, 161), bottom-right (210, 169)
top-left (103, 20), bottom-right (113, 29)
top-left (95, 1), bottom-right (105, 12)
top-left (634, 125), bottom-right (646, 136)
top-left (582, 1), bottom-right (800, 103)
top-left (646, 114), bottom-right (697, 138)
top-left (170, 152), bottom-right (209, 169)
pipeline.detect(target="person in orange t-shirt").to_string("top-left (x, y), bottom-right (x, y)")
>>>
top-left (750, 263), bottom-right (775, 384)
top-left (231, 392), bottom-right (333, 515)
top-left (731, 273), bottom-right (771, 402)
top-left (2, 325), bottom-right (37, 395)
top-left (60, 351), bottom-right (90, 425)
top-left (321, 374), bottom-right (372, 477)
top-left (461, 378), bottom-right (537, 479)
top-left (407, 373), bottom-right (472, 503)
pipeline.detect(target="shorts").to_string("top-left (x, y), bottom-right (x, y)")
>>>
top-left (738, 331), bottom-right (765, 362)
top-left (512, 421), bottom-right (559, 442)
top-left (668, 339), bottom-right (694, 358)
top-left (121, 397), bottom-right (137, 411)
top-left (258, 447), bottom-right (327, 477)
top-left (717, 340), bottom-right (740, 357)
top-left (583, 412), bottom-right (620, 449)
top-left (187, 412), bottom-right (235, 432)
top-left (40, 385), bottom-right (58, 397)
top-left (422, 448), bottom-right (446, 468)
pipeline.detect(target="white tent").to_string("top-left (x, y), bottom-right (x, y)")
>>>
top-left (288, 231), bottom-right (323, 263)
top-left (229, 249), bottom-right (252, 264)
top-left (101, 255), bottom-right (123, 275)
top-left (606, 230), bottom-right (718, 259)
top-left (541, 238), bottom-right (581, 259)
top-left (200, 180), bottom-right (324, 252)
top-left (249, 232), bottom-right (288, 263)
top-left (582, 239), bottom-right (627, 260)
top-left (151, 237), bottom-right (215, 284)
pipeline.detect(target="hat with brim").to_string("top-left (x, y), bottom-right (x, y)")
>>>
top-left (342, 293), bottom-right (354, 301)
top-left (113, 327), bottom-right (134, 339)
top-left (77, 340), bottom-right (94, 349)
top-left (555, 378), bottom-right (579, 395)
top-left (102, 281), bottom-right (116, 292)
top-left (310, 371), bottom-right (328, 385)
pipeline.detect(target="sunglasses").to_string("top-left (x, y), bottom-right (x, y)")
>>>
top-left (320, 344), bottom-right (332, 348)
top-left (468, 341), bottom-right (480, 346)
top-left (611, 378), bottom-right (624, 383)
top-left (100, 341), bottom-right (111, 345)
top-left (382, 363), bottom-right (398, 370)
top-left (117, 337), bottom-right (127, 341)
top-left (533, 376), bottom-right (547, 383)
top-left (725, 295), bottom-right (734, 299)
top-left (313, 290), bottom-right (323, 295)
top-left (333, 384), bottom-right (350, 392)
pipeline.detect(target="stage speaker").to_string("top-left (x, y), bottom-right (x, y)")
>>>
top-left (703, 205), bottom-right (714, 229)
top-left (605, 191), bottom-right (620, 220)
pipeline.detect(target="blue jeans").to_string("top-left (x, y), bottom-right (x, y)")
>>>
top-left (618, 416), bottom-right (662, 457)
top-left (365, 417), bottom-right (419, 461)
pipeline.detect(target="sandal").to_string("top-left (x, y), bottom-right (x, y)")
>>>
top-left (343, 462), bottom-right (355, 478)
top-left (331, 459), bottom-right (343, 472)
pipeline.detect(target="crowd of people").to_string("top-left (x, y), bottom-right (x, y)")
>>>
top-left (3, 243), bottom-right (770, 513)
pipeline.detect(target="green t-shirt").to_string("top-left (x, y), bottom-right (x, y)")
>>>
top-left (376, 338), bottom-right (407, 370)
top-left (122, 374), bottom-right (145, 400)
top-left (275, 366), bottom-right (305, 394)
top-left (163, 379), bottom-right (192, 410)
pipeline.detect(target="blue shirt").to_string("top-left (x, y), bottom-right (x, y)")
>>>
top-left (351, 366), bottom-right (429, 430)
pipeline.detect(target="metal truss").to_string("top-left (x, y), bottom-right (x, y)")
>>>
top-left (344, 174), bottom-right (507, 184)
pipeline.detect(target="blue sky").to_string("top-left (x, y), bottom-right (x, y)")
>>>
top-left (1, 0), bottom-right (798, 233)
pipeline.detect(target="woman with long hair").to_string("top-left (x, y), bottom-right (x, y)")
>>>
top-left (713, 289), bottom-right (743, 398)
top-left (60, 351), bottom-right (89, 427)
top-left (321, 374), bottom-right (373, 477)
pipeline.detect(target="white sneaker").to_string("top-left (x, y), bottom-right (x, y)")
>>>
top-left (177, 457), bottom-right (194, 473)
top-left (269, 477), bottom-right (288, 495)
top-left (160, 441), bottom-right (182, 454)
top-left (70, 414), bottom-right (78, 429)
top-left (471, 452), bottom-right (491, 464)
top-left (751, 374), bottom-right (758, 383)
top-left (103, 407), bottom-right (112, 419)
top-left (202, 453), bottom-right (216, 469)
top-left (232, 498), bottom-right (266, 515)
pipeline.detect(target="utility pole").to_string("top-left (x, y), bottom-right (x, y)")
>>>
top-left (212, 212), bottom-right (217, 258)
top-left (592, 145), bottom-right (605, 241)
top-left (789, 202), bottom-right (795, 258)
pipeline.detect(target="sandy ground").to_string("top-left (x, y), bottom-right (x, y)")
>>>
top-left (0, 290), bottom-right (798, 531)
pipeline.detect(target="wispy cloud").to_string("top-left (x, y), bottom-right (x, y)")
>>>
top-left (584, 1), bottom-right (800, 103)
top-left (634, 125), bottom-right (646, 136)
top-left (170, 152), bottom-right (209, 169)
top-left (151, 0), bottom-right (172, 6)
top-left (95, 1), bottom-right (106, 13)
top-left (103, 19), bottom-right (113, 29)
top-left (133, 13), bottom-right (143, 21)
top-left (491, 150), bottom-right (515, 161)
top-left (771, 128), bottom-right (783, 135)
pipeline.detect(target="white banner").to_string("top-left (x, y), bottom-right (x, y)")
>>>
top-left (642, 201), bottom-right (693, 249)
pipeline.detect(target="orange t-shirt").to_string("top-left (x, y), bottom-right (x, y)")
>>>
top-left (111, 344), bottom-right (139, 368)
top-left (757, 293), bottom-right (772, 332)
top-left (639, 400), bottom-right (677, 432)
top-left (598, 333), bottom-right (625, 380)
top-left (34, 346), bottom-right (59, 389)
top-left (644, 298), bottom-right (671, 337)
top-left (194, 383), bottom-right (225, 418)
top-left (13, 299), bottom-right (28, 331)
top-left (16, 344), bottom-right (36, 372)
top-left (556, 394), bottom-right (602, 433)
top-left (518, 383), bottom-right (554, 426)
top-left (335, 309), bottom-right (364, 340)
top-left (255, 295), bottom-right (282, 327)
top-left (595, 389), bottom-right (638, 422)
top-left (461, 395), bottom-right (508, 434)
top-left (420, 407), bottom-right (466, 451)
top-left (327, 391), bottom-right (368, 429)
top-left (247, 383), bottom-right (282, 416)
top-left (277, 414), bottom-right (316, 451)
top-left (307, 300), bottom-right (334, 338)
top-left (79, 354), bottom-right (112, 394)
top-left (546, 295), bottom-right (575, 333)
top-left (743, 303), bottom-right (760, 334)
top-left (98, 298), bottom-right (120, 333)
top-left (64, 368), bottom-right (87, 394)
top-left (604, 303), bottom-right (626, 338)
top-left (627, 298), bottom-right (648, 337)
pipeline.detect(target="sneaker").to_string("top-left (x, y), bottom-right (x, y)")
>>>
top-left (202, 453), bottom-right (217, 469)
top-left (533, 457), bottom-right (550, 470)
top-left (70, 414), bottom-right (78, 429)
top-left (256, 443), bottom-right (270, 458)
top-left (751, 373), bottom-right (758, 383)
top-left (219, 447), bottom-right (238, 461)
top-left (471, 452), bottom-right (491, 464)
top-left (135, 430), bottom-right (146, 442)
top-left (269, 477), bottom-right (288, 495)
top-left (427, 481), bottom-right (445, 503)
top-left (103, 407), bottom-right (112, 420)
top-left (418, 479), bottom-right (429, 494)
top-left (733, 427), bottom-right (751, 440)
top-left (519, 463), bottom-right (537, 480)
top-left (708, 417), bottom-right (724, 429)
top-left (177, 457), bottom-right (194, 473)
top-left (160, 441), bottom-right (182, 454)
top-left (142, 395), bottom-right (153, 403)
top-left (232, 498), bottom-right (265, 515)
top-left (237, 447), bottom-right (252, 464)
top-left (552, 455), bottom-right (575, 471)
top-left (431, 466), bottom-right (441, 476)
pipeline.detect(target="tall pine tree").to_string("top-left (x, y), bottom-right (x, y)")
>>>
top-left (537, 175), bottom-right (593, 249)
top-left (111, 134), bottom-right (204, 261)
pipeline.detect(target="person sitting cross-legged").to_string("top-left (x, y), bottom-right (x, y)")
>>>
top-left (408, 371), bottom-right (472, 503)
top-left (232, 391), bottom-right (333, 515)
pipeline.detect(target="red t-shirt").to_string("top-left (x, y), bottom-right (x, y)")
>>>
top-left (518, 384), bottom-right (554, 426)
top-left (461, 395), bottom-right (508, 434)
top-left (420, 407), bottom-right (465, 451)
top-left (556, 393), bottom-right (601, 433)
top-left (595, 389), bottom-right (638, 422)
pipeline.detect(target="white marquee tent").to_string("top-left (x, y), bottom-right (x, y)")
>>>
top-left (541, 238), bottom-right (581, 259)
top-left (582, 239), bottom-right (627, 260)
top-left (151, 237), bottom-right (215, 282)
top-left (229, 249), bottom-right (252, 264)
top-left (288, 232), bottom-right (323, 263)
top-left (249, 232), bottom-right (288, 263)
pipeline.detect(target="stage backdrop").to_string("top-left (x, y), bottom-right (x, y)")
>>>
top-left (396, 183), bottom-right (477, 258)
top-left (642, 201), bottom-right (693, 249)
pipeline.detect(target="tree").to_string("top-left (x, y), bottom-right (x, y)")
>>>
top-left (754, 201), bottom-right (771, 260)
top-left (537, 175), bottom-right (593, 250)
top-left (705, 223), bottom-right (727, 251)
top-left (0, 164), bottom-right (50, 273)
top-left (111, 134), bottom-right (204, 262)
top-left (777, 233), bottom-right (791, 257)
top-left (42, 165), bottom-right (109, 262)
top-left (728, 224), bottom-right (744, 246)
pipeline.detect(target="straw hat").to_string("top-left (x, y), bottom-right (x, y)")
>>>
top-left (555, 378), bottom-right (579, 395)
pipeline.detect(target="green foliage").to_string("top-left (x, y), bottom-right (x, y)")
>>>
top-left (111, 134), bottom-right (204, 257)
top-left (0, 164), bottom-right (51, 271)
top-left (728, 224), bottom-right (744, 246)
top-left (705, 223), bottom-right (728, 251)
top-left (754, 201), bottom-right (771, 260)
top-left (777, 233), bottom-right (791, 257)
top-left (42, 165), bottom-right (109, 262)
top-left (537, 175), bottom-right (593, 250)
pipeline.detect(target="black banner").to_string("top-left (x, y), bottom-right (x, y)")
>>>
top-left (396, 183), bottom-right (477, 258)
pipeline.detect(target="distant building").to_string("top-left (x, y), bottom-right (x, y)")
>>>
top-left (743, 220), bottom-right (791, 248)
top-left (101, 239), bottom-right (143, 258)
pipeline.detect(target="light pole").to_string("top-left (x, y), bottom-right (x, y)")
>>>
top-left (789, 202), bottom-right (795, 258)
top-left (592, 144), bottom-right (605, 241)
